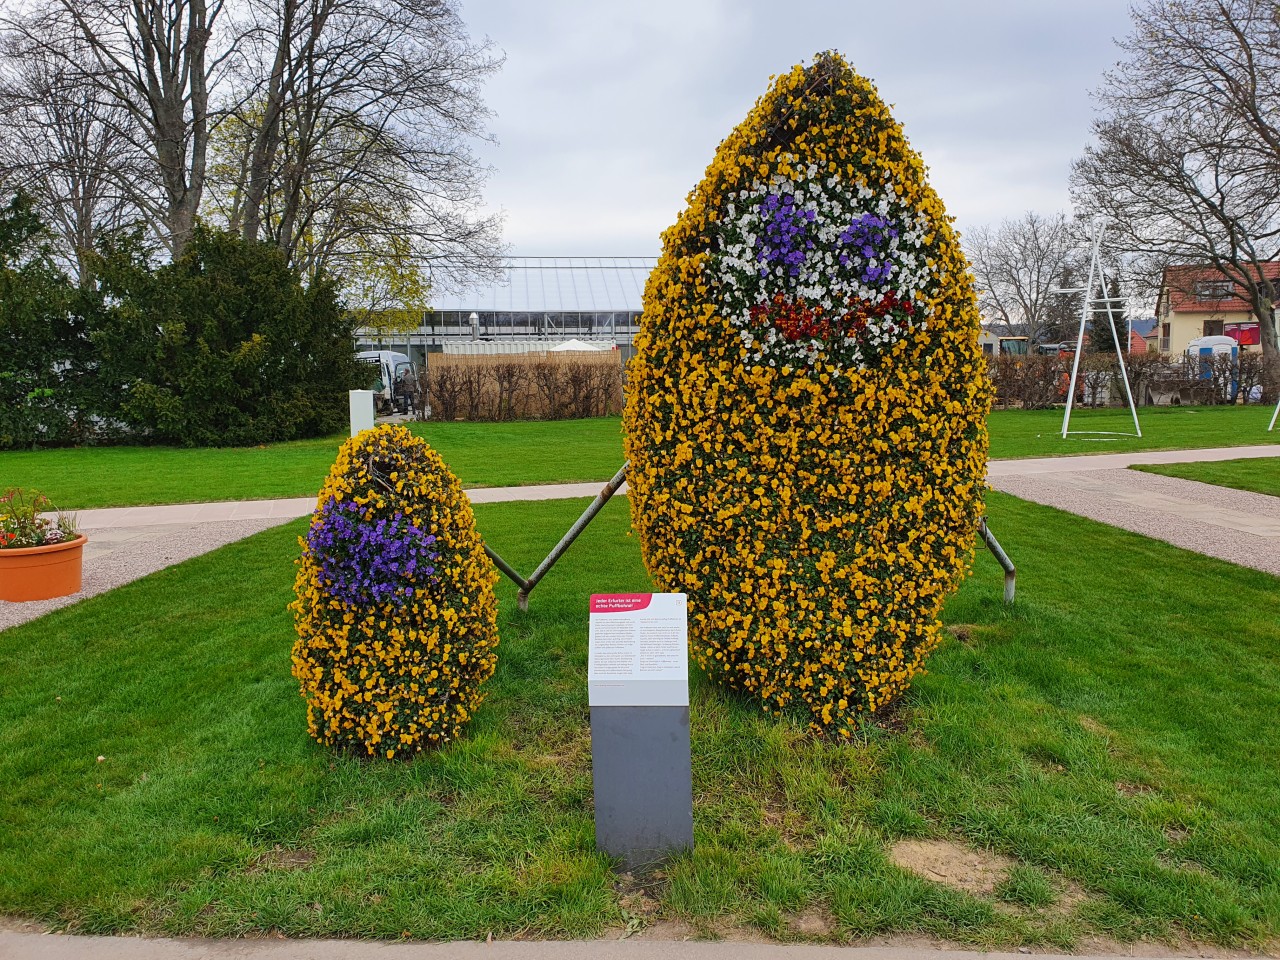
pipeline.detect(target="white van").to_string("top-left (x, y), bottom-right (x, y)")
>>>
top-left (356, 350), bottom-right (417, 415)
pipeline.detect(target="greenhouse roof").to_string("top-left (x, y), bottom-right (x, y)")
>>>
top-left (429, 257), bottom-right (655, 313)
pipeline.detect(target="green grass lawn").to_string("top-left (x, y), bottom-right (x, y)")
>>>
top-left (0, 418), bottom-right (626, 510)
top-left (987, 404), bottom-right (1277, 460)
top-left (2, 494), bottom-right (1277, 947)
top-left (1, 406), bottom-right (1277, 511)
top-left (1131, 456), bottom-right (1280, 498)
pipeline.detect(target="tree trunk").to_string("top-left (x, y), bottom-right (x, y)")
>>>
top-left (239, 0), bottom-right (296, 243)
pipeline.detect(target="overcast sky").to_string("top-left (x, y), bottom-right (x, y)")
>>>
top-left (455, 0), bottom-right (1136, 258)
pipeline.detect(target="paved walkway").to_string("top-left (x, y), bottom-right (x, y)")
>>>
top-left (4, 446), bottom-right (1278, 633)
top-left (0, 931), bottom-right (1261, 960)
top-left (987, 445), bottom-right (1280, 577)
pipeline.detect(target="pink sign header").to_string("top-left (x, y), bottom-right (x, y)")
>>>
top-left (590, 593), bottom-right (653, 613)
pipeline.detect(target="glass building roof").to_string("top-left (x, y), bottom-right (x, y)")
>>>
top-left (429, 257), bottom-right (656, 313)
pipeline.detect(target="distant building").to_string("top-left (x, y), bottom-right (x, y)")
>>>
top-left (1156, 264), bottom-right (1276, 354)
top-left (357, 257), bottom-right (654, 367)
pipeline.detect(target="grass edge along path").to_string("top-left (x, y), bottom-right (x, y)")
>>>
top-left (0, 493), bottom-right (1277, 948)
top-left (0, 418), bottom-right (626, 511)
top-left (1132, 456), bottom-right (1280, 498)
top-left (1, 406), bottom-right (1278, 510)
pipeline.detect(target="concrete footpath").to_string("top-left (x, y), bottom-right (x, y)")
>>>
top-left (987, 444), bottom-right (1280, 577)
top-left (3, 445), bottom-right (1278, 633)
top-left (0, 481), bottom-right (622, 632)
top-left (0, 934), bottom-right (1257, 960)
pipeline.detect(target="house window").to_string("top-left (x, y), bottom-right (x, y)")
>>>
top-left (1204, 319), bottom-right (1224, 336)
top-left (1194, 280), bottom-right (1233, 300)
top-left (1160, 322), bottom-right (1170, 353)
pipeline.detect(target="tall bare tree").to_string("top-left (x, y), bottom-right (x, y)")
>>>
top-left (1071, 0), bottom-right (1280, 394)
top-left (965, 211), bottom-right (1082, 347)
top-left (0, 32), bottom-right (142, 283)
top-left (4, 0), bottom-right (234, 257)
top-left (208, 0), bottom-right (503, 300)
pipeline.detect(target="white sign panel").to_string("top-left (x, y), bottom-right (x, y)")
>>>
top-left (588, 593), bottom-right (688, 707)
top-left (349, 389), bottom-right (375, 436)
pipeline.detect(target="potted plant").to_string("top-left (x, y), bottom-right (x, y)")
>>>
top-left (0, 488), bottom-right (86, 602)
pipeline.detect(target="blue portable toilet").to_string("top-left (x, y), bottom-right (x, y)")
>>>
top-left (1186, 335), bottom-right (1239, 401)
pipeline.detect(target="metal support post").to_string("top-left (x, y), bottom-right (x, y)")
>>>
top-left (978, 518), bottom-right (1016, 604)
top-left (1270, 395), bottom-right (1279, 432)
top-left (482, 462), bottom-right (631, 611)
top-left (1102, 287), bottom-right (1143, 438)
top-left (516, 462), bottom-right (629, 610)
top-left (1060, 229), bottom-right (1097, 438)
top-left (484, 462), bottom-right (1018, 610)
top-left (484, 545), bottom-right (529, 594)
top-left (1057, 219), bottom-right (1141, 440)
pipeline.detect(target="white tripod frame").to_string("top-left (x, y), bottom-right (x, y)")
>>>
top-left (1060, 221), bottom-right (1143, 440)
top-left (1269, 394), bottom-right (1279, 432)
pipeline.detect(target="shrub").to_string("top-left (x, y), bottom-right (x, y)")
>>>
top-left (420, 353), bottom-right (622, 421)
top-left (1123, 350), bottom-right (1169, 406)
top-left (0, 194), bottom-right (91, 450)
top-left (290, 425), bottom-right (499, 758)
top-left (987, 354), bottom-right (1067, 409)
top-left (88, 227), bottom-right (365, 446)
top-left (1237, 351), bottom-right (1267, 403)
top-left (624, 52), bottom-right (991, 735)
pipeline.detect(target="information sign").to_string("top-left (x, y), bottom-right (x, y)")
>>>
top-left (587, 592), bottom-right (693, 869)
top-left (588, 593), bottom-right (688, 707)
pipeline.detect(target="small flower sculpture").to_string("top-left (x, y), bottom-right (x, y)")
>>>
top-left (291, 425), bottom-right (499, 758)
top-left (623, 52), bottom-right (992, 736)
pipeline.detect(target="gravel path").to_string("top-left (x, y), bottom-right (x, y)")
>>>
top-left (0, 517), bottom-right (295, 633)
top-left (990, 467), bottom-right (1280, 577)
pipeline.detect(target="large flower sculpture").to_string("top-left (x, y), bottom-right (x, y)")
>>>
top-left (291, 425), bottom-right (499, 758)
top-left (623, 52), bottom-right (992, 736)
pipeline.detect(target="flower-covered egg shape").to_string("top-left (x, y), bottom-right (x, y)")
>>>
top-left (291, 424), bottom-right (499, 758)
top-left (623, 51), bottom-right (992, 735)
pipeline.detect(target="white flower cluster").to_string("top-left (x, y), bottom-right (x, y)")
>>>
top-left (714, 168), bottom-right (935, 371)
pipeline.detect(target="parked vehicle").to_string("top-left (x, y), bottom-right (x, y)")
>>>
top-left (356, 350), bottom-right (418, 416)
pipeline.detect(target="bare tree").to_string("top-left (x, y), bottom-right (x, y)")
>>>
top-left (1071, 0), bottom-right (1280, 395)
top-left (965, 211), bottom-right (1081, 347)
top-left (208, 0), bottom-right (504, 302)
top-left (4, 0), bottom-right (235, 258)
top-left (0, 32), bottom-right (143, 283)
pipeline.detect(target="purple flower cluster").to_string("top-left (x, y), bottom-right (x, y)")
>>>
top-left (305, 497), bottom-right (439, 607)
top-left (756, 192), bottom-right (816, 277)
top-left (838, 213), bottom-right (898, 285)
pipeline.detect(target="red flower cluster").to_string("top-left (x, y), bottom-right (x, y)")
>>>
top-left (751, 294), bottom-right (833, 340)
top-left (749, 291), bottom-right (915, 344)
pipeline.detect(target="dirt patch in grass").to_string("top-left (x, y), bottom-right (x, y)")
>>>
top-left (247, 846), bottom-right (316, 873)
top-left (890, 838), bottom-right (1015, 896)
top-left (788, 908), bottom-right (834, 938)
top-left (1116, 781), bottom-right (1157, 797)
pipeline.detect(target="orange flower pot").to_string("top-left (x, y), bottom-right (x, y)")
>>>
top-left (0, 535), bottom-right (88, 602)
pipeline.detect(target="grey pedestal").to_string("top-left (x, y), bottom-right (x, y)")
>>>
top-left (590, 705), bottom-right (693, 871)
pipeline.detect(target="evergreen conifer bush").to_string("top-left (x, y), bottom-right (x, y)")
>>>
top-left (291, 425), bottom-right (499, 758)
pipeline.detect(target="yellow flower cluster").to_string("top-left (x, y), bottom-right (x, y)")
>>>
top-left (290, 425), bottom-right (499, 758)
top-left (623, 52), bottom-right (992, 736)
